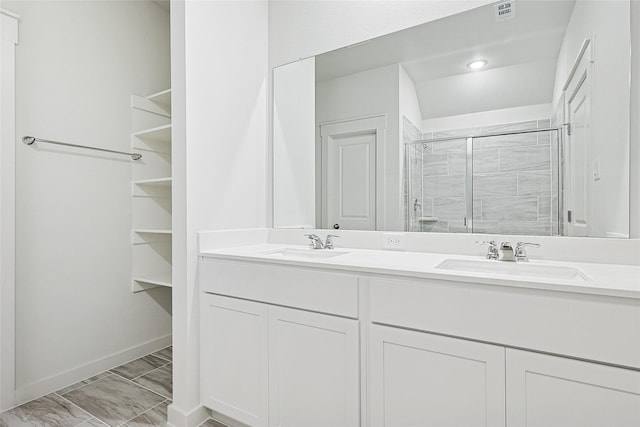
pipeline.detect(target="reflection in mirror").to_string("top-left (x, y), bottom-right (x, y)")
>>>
top-left (273, 0), bottom-right (631, 238)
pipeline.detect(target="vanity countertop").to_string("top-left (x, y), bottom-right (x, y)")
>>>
top-left (200, 244), bottom-right (640, 299)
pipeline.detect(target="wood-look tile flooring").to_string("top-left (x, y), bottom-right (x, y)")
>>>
top-left (0, 347), bottom-right (223, 427)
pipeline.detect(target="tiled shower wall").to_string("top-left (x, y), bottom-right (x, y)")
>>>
top-left (404, 119), bottom-right (559, 236)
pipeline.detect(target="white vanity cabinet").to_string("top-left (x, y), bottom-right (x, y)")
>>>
top-left (268, 306), bottom-right (359, 427)
top-left (200, 258), bottom-right (360, 427)
top-left (201, 294), bottom-right (269, 426)
top-left (506, 349), bottom-right (640, 427)
top-left (199, 252), bottom-right (640, 427)
top-left (367, 276), bottom-right (640, 427)
top-left (369, 324), bottom-right (506, 427)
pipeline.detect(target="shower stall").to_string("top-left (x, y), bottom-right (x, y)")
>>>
top-left (405, 121), bottom-right (561, 236)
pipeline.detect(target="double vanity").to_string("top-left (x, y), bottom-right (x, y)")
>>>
top-left (198, 230), bottom-right (640, 427)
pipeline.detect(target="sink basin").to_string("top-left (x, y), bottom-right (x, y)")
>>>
top-left (262, 247), bottom-right (349, 260)
top-left (435, 259), bottom-right (591, 281)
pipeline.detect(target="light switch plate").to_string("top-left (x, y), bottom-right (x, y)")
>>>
top-left (593, 157), bottom-right (601, 181)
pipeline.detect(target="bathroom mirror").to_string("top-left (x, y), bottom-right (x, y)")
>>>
top-left (272, 0), bottom-right (631, 238)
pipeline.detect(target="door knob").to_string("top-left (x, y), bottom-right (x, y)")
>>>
top-left (333, 223), bottom-right (340, 229)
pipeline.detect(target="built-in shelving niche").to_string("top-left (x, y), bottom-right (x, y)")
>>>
top-left (131, 89), bottom-right (172, 293)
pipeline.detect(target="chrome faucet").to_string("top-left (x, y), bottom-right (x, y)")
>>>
top-left (476, 240), bottom-right (499, 260)
top-left (305, 234), bottom-right (324, 249)
top-left (305, 233), bottom-right (340, 249)
top-left (499, 242), bottom-right (516, 262)
top-left (514, 242), bottom-right (541, 262)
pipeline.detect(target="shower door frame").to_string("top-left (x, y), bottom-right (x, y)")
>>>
top-left (407, 127), bottom-right (563, 234)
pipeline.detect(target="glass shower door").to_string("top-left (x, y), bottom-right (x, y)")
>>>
top-left (471, 129), bottom-right (559, 236)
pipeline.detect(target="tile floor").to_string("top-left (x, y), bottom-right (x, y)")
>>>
top-left (0, 347), bottom-right (223, 427)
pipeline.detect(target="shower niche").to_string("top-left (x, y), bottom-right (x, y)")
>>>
top-left (130, 89), bottom-right (173, 292)
top-left (405, 119), bottom-right (560, 236)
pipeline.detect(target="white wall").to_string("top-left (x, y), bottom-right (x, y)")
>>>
top-left (552, 0), bottom-right (630, 238)
top-left (4, 0), bottom-right (172, 404)
top-left (273, 58), bottom-right (315, 229)
top-left (398, 64), bottom-right (423, 132)
top-left (316, 64), bottom-right (401, 230)
top-left (0, 8), bottom-right (19, 411)
top-left (169, 1), bottom-right (268, 425)
top-left (268, 0), bottom-right (494, 68)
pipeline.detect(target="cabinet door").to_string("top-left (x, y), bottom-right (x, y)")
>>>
top-left (268, 306), bottom-right (360, 427)
top-left (369, 324), bottom-right (506, 427)
top-left (506, 349), bottom-right (640, 427)
top-left (200, 294), bottom-right (268, 427)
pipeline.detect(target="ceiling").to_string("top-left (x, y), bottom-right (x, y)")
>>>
top-left (315, 0), bottom-right (576, 120)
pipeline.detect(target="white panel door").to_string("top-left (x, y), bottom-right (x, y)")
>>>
top-left (327, 132), bottom-right (376, 230)
top-left (200, 294), bottom-right (269, 427)
top-left (321, 116), bottom-right (386, 230)
top-left (268, 305), bottom-right (360, 427)
top-left (369, 324), bottom-right (506, 427)
top-left (565, 44), bottom-right (592, 237)
top-left (506, 349), bottom-right (640, 427)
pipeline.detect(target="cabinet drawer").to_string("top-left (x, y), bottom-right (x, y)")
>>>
top-left (369, 277), bottom-right (640, 369)
top-left (200, 258), bottom-right (359, 318)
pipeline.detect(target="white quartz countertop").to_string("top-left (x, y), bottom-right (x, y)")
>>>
top-left (200, 243), bottom-right (640, 299)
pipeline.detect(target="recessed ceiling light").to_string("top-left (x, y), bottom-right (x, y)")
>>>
top-left (467, 59), bottom-right (488, 70)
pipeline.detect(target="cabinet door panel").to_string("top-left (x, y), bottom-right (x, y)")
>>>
top-left (369, 325), bottom-right (506, 427)
top-left (201, 294), bottom-right (268, 427)
top-left (269, 306), bottom-right (360, 427)
top-left (506, 349), bottom-right (640, 427)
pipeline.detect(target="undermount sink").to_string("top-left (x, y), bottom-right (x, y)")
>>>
top-left (263, 247), bottom-right (349, 259)
top-left (435, 258), bottom-right (591, 281)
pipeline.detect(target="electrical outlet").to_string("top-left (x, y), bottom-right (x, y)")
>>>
top-left (382, 232), bottom-right (406, 251)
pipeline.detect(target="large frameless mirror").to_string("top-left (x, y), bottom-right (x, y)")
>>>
top-left (273, 0), bottom-right (631, 238)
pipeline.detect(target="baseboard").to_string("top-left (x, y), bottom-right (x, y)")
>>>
top-left (13, 334), bottom-right (172, 406)
top-left (210, 409), bottom-right (250, 427)
top-left (167, 402), bottom-right (209, 427)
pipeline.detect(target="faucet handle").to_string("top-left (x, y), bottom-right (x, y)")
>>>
top-left (516, 241), bottom-right (541, 248)
top-left (515, 242), bottom-right (541, 262)
top-left (475, 240), bottom-right (498, 260)
top-left (324, 234), bottom-right (340, 249)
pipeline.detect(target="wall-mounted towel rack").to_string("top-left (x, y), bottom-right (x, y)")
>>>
top-left (22, 136), bottom-right (142, 160)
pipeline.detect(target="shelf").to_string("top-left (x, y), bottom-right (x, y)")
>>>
top-left (132, 124), bottom-right (171, 146)
top-left (134, 229), bottom-right (172, 235)
top-left (418, 216), bottom-right (439, 222)
top-left (132, 271), bottom-right (172, 293)
top-left (132, 88), bottom-right (172, 294)
top-left (147, 89), bottom-right (171, 106)
top-left (131, 89), bottom-right (171, 117)
top-left (134, 177), bottom-right (172, 186)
